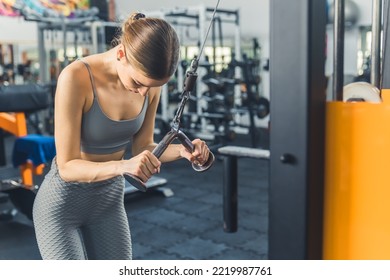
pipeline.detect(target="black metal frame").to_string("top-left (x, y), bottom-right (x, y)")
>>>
top-left (269, 0), bottom-right (327, 259)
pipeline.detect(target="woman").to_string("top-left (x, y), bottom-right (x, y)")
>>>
top-left (32, 12), bottom-right (211, 260)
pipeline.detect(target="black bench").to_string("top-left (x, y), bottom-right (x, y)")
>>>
top-left (218, 146), bottom-right (270, 233)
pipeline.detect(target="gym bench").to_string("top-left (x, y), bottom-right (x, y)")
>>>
top-left (0, 84), bottom-right (53, 220)
top-left (218, 145), bottom-right (270, 233)
top-left (0, 84), bottom-right (52, 189)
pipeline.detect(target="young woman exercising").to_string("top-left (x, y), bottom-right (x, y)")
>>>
top-left (32, 12), bottom-right (211, 260)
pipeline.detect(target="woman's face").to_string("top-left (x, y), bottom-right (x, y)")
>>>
top-left (117, 60), bottom-right (170, 96)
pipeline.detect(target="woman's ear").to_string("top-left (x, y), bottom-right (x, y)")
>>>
top-left (117, 44), bottom-right (126, 61)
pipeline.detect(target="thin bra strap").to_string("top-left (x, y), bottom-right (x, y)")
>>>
top-left (78, 59), bottom-right (97, 98)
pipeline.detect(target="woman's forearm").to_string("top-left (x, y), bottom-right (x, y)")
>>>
top-left (158, 143), bottom-right (182, 162)
top-left (58, 159), bottom-right (123, 183)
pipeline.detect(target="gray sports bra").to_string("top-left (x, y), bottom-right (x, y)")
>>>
top-left (79, 60), bottom-right (148, 154)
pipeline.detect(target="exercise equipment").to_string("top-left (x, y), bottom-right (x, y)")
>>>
top-left (186, 74), bottom-right (237, 147)
top-left (224, 52), bottom-right (269, 147)
top-left (0, 84), bottom-right (49, 113)
top-left (178, 38), bottom-right (267, 150)
top-left (324, 0), bottom-right (390, 259)
top-left (328, 0), bottom-right (360, 26)
top-left (14, 3), bottom-right (99, 84)
top-left (0, 84), bottom-right (50, 167)
top-left (343, 81), bottom-right (381, 102)
top-left (218, 146), bottom-right (270, 233)
top-left (123, 0), bottom-right (223, 192)
top-left (0, 84), bottom-right (54, 220)
top-left (2, 187), bottom-right (36, 220)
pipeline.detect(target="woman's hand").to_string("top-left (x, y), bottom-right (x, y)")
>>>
top-left (122, 150), bottom-right (161, 183)
top-left (180, 139), bottom-right (210, 166)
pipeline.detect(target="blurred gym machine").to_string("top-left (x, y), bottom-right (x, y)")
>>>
top-left (221, 40), bottom-right (270, 148)
top-left (0, 84), bottom-right (53, 221)
top-left (13, 3), bottom-right (99, 84)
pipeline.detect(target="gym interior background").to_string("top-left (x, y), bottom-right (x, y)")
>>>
top-left (0, 0), bottom-right (388, 260)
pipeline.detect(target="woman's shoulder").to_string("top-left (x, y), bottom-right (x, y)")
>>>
top-left (58, 60), bottom-right (89, 84)
top-left (55, 60), bottom-right (93, 101)
top-left (59, 53), bottom-right (104, 76)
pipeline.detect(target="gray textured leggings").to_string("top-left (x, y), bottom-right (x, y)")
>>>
top-left (32, 159), bottom-right (132, 260)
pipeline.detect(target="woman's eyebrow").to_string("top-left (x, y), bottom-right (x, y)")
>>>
top-left (133, 78), bottom-right (146, 87)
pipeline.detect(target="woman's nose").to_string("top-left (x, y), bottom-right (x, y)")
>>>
top-left (137, 86), bottom-right (149, 96)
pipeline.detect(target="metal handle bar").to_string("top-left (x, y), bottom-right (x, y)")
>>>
top-left (124, 128), bottom-right (215, 192)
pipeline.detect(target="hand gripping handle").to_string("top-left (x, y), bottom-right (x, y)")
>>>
top-left (176, 130), bottom-right (215, 172)
top-left (124, 129), bottom-right (214, 192)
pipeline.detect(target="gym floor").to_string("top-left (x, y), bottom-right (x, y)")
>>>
top-left (0, 129), bottom-right (269, 260)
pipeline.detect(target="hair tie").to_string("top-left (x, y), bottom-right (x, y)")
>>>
top-left (134, 13), bottom-right (145, 20)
